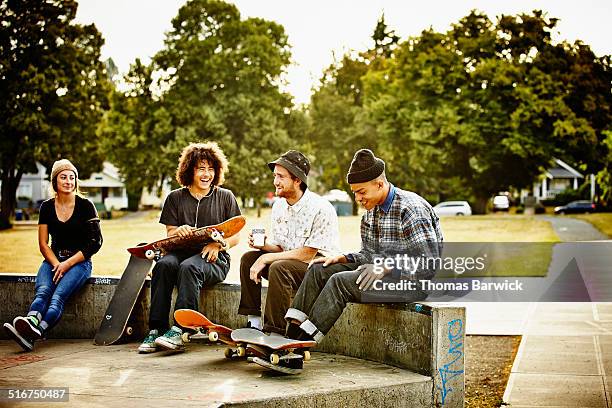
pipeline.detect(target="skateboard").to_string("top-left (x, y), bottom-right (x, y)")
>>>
top-left (174, 310), bottom-right (273, 359)
top-left (231, 328), bottom-right (316, 375)
top-left (127, 215), bottom-right (246, 260)
top-left (174, 309), bottom-right (242, 358)
top-left (94, 253), bottom-right (153, 345)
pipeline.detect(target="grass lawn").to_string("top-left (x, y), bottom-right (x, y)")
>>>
top-left (0, 211), bottom-right (559, 280)
top-left (569, 212), bottom-right (612, 238)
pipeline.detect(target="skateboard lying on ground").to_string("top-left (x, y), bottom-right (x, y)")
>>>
top-left (231, 328), bottom-right (316, 375)
top-left (94, 253), bottom-right (154, 346)
top-left (127, 215), bottom-right (246, 260)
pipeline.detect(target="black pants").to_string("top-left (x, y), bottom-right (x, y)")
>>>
top-left (149, 251), bottom-right (230, 332)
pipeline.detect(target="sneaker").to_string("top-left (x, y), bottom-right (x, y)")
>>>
top-left (3, 323), bottom-right (34, 352)
top-left (245, 321), bottom-right (263, 332)
top-left (138, 330), bottom-right (160, 353)
top-left (280, 356), bottom-right (304, 371)
top-left (154, 326), bottom-right (184, 351)
top-left (14, 316), bottom-right (42, 340)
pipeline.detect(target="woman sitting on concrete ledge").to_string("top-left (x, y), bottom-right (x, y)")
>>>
top-left (3, 159), bottom-right (103, 351)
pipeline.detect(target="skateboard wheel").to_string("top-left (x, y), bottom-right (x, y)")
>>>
top-left (145, 250), bottom-right (155, 260)
top-left (270, 353), bottom-right (280, 365)
top-left (125, 326), bottom-right (133, 336)
top-left (182, 333), bottom-right (190, 343)
top-left (208, 331), bottom-right (219, 342)
top-left (237, 346), bottom-right (246, 357)
top-left (303, 351), bottom-right (311, 362)
top-left (224, 348), bottom-right (234, 359)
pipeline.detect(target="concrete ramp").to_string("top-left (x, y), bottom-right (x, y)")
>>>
top-left (0, 340), bottom-right (432, 407)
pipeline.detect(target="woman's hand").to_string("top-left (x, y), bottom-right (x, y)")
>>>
top-left (52, 261), bottom-right (72, 284)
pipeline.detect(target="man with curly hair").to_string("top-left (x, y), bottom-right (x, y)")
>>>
top-left (138, 142), bottom-right (241, 353)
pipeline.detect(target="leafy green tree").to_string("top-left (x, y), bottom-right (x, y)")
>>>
top-left (103, 0), bottom-right (293, 214)
top-left (358, 10), bottom-right (610, 212)
top-left (0, 0), bottom-right (110, 229)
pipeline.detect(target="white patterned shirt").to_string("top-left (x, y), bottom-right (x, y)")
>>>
top-left (267, 189), bottom-right (340, 257)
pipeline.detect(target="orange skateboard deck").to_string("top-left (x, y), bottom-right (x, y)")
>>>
top-left (174, 309), bottom-right (234, 345)
top-left (231, 328), bottom-right (315, 374)
top-left (127, 215), bottom-right (245, 260)
top-left (174, 309), bottom-right (262, 359)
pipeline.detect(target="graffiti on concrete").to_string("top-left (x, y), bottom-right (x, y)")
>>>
top-left (437, 319), bottom-right (464, 405)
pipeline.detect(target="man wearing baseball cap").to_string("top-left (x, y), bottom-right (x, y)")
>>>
top-left (284, 148), bottom-right (443, 349)
top-left (238, 150), bottom-right (340, 351)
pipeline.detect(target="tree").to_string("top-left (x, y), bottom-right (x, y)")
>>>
top-left (357, 10), bottom-right (611, 212)
top-left (103, 0), bottom-right (294, 213)
top-left (0, 0), bottom-right (110, 228)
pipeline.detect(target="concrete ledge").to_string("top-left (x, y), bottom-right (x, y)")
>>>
top-left (0, 274), bottom-right (150, 340)
top-left (0, 276), bottom-right (465, 407)
top-left (198, 283), bottom-right (465, 406)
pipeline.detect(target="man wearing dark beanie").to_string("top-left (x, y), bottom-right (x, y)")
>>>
top-left (285, 148), bottom-right (443, 344)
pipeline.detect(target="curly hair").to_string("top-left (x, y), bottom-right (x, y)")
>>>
top-left (175, 142), bottom-right (229, 187)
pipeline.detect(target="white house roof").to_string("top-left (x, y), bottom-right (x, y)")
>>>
top-left (79, 162), bottom-right (125, 188)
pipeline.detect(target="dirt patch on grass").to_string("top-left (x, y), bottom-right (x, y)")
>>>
top-left (466, 335), bottom-right (521, 408)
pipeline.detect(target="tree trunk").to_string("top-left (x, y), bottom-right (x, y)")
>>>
top-left (256, 200), bottom-right (261, 218)
top-left (472, 196), bottom-right (489, 215)
top-left (0, 167), bottom-right (23, 230)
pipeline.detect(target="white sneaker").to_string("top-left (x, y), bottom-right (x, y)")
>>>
top-left (154, 326), bottom-right (184, 351)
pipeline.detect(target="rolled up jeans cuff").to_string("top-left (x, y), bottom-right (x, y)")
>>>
top-left (285, 308), bottom-right (308, 324)
top-left (300, 319), bottom-right (324, 343)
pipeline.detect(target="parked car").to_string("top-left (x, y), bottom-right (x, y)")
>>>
top-left (433, 201), bottom-right (472, 216)
top-left (492, 195), bottom-right (510, 212)
top-left (554, 200), bottom-right (596, 215)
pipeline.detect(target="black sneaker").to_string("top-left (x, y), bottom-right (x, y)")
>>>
top-left (286, 323), bottom-right (314, 342)
top-left (245, 321), bottom-right (263, 332)
top-left (3, 323), bottom-right (34, 352)
top-left (14, 316), bottom-right (43, 340)
top-left (280, 356), bottom-right (304, 370)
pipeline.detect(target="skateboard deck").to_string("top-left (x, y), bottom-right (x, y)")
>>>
top-left (174, 309), bottom-right (234, 344)
top-left (94, 254), bottom-right (153, 345)
top-left (231, 328), bottom-right (316, 374)
top-left (127, 215), bottom-right (246, 260)
top-left (174, 309), bottom-right (263, 359)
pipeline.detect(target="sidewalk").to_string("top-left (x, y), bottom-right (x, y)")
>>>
top-left (465, 216), bottom-right (611, 406)
top-left (503, 302), bottom-right (611, 407)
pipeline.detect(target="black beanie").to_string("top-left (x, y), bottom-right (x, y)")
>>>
top-left (346, 149), bottom-right (385, 184)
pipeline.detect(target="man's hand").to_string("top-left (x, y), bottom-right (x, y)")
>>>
top-left (201, 242), bottom-right (222, 262)
top-left (52, 261), bottom-right (72, 284)
top-left (174, 225), bottom-right (195, 238)
top-left (249, 259), bottom-right (267, 284)
top-left (309, 254), bottom-right (347, 268)
top-left (247, 232), bottom-right (266, 250)
top-left (355, 263), bottom-right (388, 291)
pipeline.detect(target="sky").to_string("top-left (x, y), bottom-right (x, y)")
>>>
top-left (75, 0), bottom-right (612, 105)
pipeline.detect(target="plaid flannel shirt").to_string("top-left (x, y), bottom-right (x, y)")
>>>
top-left (345, 185), bottom-right (443, 279)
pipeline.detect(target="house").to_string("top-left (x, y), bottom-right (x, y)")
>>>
top-left (523, 158), bottom-right (585, 202)
top-left (15, 162), bottom-right (50, 206)
top-left (79, 162), bottom-right (128, 210)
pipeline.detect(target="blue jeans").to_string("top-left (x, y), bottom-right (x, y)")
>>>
top-left (29, 259), bottom-right (92, 331)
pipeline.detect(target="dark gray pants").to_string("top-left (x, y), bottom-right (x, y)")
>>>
top-left (149, 251), bottom-right (229, 332)
top-left (286, 262), bottom-right (426, 337)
